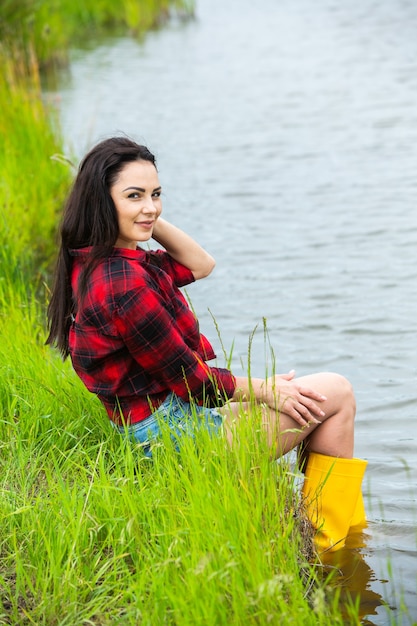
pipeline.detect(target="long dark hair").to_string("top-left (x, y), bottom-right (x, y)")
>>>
top-left (46, 136), bottom-right (157, 358)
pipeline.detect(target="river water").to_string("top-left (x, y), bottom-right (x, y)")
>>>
top-left (47, 0), bottom-right (417, 623)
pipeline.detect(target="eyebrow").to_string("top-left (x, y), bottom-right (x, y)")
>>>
top-left (122, 186), bottom-right (162, 193)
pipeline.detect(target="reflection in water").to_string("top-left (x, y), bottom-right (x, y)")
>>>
top-left (322, 531), bottom-right (386, 625)
top-left (49, 0), bottom-right (417, 622)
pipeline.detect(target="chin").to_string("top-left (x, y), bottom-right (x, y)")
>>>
top-left (137, 234), bottom-right (153, 242)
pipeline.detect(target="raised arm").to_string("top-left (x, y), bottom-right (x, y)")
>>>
top-left (152, 218), bottom-right (215, 280)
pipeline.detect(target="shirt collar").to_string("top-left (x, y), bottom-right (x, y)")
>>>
top-left (69, 246), bottom-right (147, 260)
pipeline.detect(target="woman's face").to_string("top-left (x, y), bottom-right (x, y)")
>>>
top-left (110, 160), bottom-right (162, 249)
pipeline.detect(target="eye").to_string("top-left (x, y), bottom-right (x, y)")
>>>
top-left (127, 191), bottom-right (141, 199)
top-left (152, 191), bottom-right (161, 198)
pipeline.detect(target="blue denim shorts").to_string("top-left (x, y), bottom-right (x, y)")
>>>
top-left (113, 393), bottom-right (224, 457)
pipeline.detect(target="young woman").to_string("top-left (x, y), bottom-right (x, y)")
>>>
top-left (47, 136), bottom-right (367, 552)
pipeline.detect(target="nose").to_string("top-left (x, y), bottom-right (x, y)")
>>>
top-left (142, 195), bottom-right (157, 214)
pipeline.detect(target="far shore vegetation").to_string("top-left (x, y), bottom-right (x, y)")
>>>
top-left (0, 1), bottom-right (363, 623)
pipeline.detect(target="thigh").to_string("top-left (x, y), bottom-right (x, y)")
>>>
top-left (220, 372), bottom-right (355, 457)
top-left (220, 400), bottom-right (309, 456)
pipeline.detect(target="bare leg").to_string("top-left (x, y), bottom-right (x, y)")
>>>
top-left (221, 372), bottom-right (356, 459)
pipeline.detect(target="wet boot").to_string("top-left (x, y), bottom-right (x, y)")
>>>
top-left (301, 452), bottom-right (367, 553)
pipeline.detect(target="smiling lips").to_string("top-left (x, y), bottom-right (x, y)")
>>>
top-left (136, 220), bottom-right (154, 229)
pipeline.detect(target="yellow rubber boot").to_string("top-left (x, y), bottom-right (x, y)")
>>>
top-left (350, 491), bottom-right (367, 529)
top-left (301, 452), bottom-right (368, 553)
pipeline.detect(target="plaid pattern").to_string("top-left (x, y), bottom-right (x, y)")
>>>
top-left (69, 247), bottom-right (236, 425)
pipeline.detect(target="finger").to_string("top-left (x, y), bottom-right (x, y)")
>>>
top-left (278, 389), bottom-right (325, 420)
top-left (297, 386), bottom-right (327, 402)
top-left (282, 408), bottom-right (309, 428)
top-left (281, 398), bottom-right (319, 427)
top-left (295, 401), bottom-right (322, 424)
top-left (275, 370), bottom-right (296, 382)
top-left (294, 393), bottom-right (326, 419)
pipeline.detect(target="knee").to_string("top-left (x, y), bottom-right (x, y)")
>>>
top-left (334, 373), bottom-right (356, 419)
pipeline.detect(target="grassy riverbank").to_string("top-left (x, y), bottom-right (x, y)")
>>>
top-left (0, 264), bottom-right (355, 624)
top-left (0, 0), bottom-right (195, 68)
top-left (0, 58), bottom-right (69, 283)
top-left (0, 2), bottom-right (361, 623)
top-left (0, 275), bottom-right (356, 624)
top-left (0, 283), bottom-right (350, 623)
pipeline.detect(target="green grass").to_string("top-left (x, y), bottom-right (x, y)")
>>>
top-left (0, 52), bottom-right (70, 281)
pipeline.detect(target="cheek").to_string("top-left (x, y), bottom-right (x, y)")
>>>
top-left (116, 204), bottom-right (133, 224)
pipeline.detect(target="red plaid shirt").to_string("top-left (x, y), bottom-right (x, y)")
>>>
top-left (69, 247), bottom-right (236, 425)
